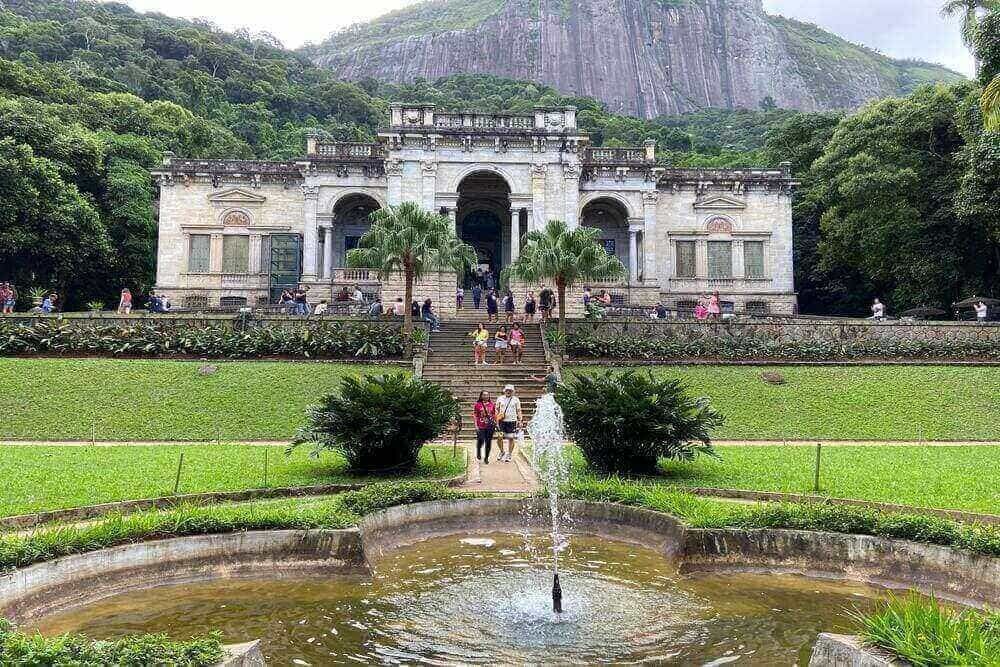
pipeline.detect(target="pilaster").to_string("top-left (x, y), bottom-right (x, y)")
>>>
top-left (641, 190), bottom-right (660, 284)
top-left (563, 163), bottom-right (581, 228)
top-left (301, 185), bottom-right (320, 280)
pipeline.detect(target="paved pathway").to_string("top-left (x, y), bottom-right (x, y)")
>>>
top-left (458, 440), bottom-right (540, 494)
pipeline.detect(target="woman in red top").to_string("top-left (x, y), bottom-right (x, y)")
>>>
top-left (473, 390), bottom-right (496, 464)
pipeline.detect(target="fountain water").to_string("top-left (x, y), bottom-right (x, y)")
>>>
top-left (527, 391), bottom-right (570, 613)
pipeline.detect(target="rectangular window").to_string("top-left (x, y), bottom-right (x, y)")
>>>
top-left (222, 235), bottom-right (249, 274)
top-left (707, 241), bottom-right (732, 279)
top-left (744, 241), bottom-right (765, 278)
top-left (188, 234), bottom-right (211, 273)
top-left (675, 241), bottom-right (696, 278)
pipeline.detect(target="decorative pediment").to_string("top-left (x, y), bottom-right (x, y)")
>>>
top-left (693, 195), bottom-right (746, 211)
top-left (207, 187), bottom-right (267, 205)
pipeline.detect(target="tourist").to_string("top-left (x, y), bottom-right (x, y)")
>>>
top-left (314, 300), bottom-right (329, 316)
top-left (654, 302), bottom-right (668, 319)
top-left (147, 290), bottom-right (171, 313)
top-left (494, 384), bottom-right (522, 463)
top-left (279, 289), bottom-right (294, 313)
top-left (539, 286), bottom-right (554, 322)
top-left (530, 364), bottom-right (561, 393)
top-left (117, 288), bottom-right (133, 315)
top-left (391, 297), bottom-right (405, 317)
top-left (486, 289), bottom-right (499, 323)
top-left (582, 287), bottom-right (592, 310)
top-left (524, 291), bottom-right (537, 322)
top-left (975, 301), bottom-right (989, 323)
top-left (411, 300), bottom-right (420, 317)
top-left (456, 286), bottom-right (464, 310)
top-left (473, 390), bottom-right (496, 464)
top-left (493, 325), bottom-right (509, 364)
top-left (1, 283), bottom-right (14, 314)
top-left (872, 298), bottom-right (885, 321)
top-left (349, 284), bottom-right (365, 315)
top-left (293, 285), bottom-right (309, 316)
top-left (598, 290), bottom-right (612, 307)
top-left (41, 293), bottom-right (57, 314)
top-left (485, 271), bottom-right (495, 291)
top-left (509, 322), bottom-right (525, 364)
top-left (471, 322), bottom-right (490, 365)
top-left (503, 290), bottom-right (516, 324)
top-left (694, 299), bottom-right (708, 321)
top-left (367, 297), bottom-right (382, 319)
top-left (707, 292), bottom-right (721, 320)
top-left (472, 283), bottom-right (483, 309)
top-left (422, 298), bottom-right (441, 332)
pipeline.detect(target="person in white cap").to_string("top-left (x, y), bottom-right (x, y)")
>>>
top-left (494, 384), bottom-right (522, 463)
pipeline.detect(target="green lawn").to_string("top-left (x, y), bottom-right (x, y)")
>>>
top-left (563, 445), bottom-right (1000, 514)
top-left (0, 359), bottom-right (397, 441)
top-left (569, 365), bottom-right (1000, 441)
top-left (0, 444), bottom-right (464, 518)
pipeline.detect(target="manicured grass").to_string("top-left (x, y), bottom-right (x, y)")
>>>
top-left (0, 444), bottom-right (465, 518)
top-left (0, 358), bottom-right (397, 441)
top-left (569, 365), bottom-right (1000, 441)
top-left (563, 445), bottom-right (1000, 514)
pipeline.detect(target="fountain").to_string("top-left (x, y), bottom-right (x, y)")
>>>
top-left (527, 390), bottom-right (570, 614)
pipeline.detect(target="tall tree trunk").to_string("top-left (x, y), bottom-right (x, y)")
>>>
top-left (556, 278), bottom-right (567, 335)
top-left (403, 265), bottom-right (414, 335)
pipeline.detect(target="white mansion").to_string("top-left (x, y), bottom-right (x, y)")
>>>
top-left (153, 104), bottom-right (797, 315)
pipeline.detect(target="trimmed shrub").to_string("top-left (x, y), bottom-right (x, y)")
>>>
top-left (557, 370), bottom-right (723, 474)
top-left (0, 618), bottom-right (223, 666)
top-left (0, 320), bottom-right (408, 359)
top-left (294, 374), bottom-right (458, 471)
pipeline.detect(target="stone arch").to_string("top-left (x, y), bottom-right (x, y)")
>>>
top-left (704, 214), bottom-right (738, 234)
top-left (220, 209), bottom-right (252, 227)
top-left (578, 192), bottom-right (636, 220)
top-left (328, 189), bottom-right (386, 214)
top-left (327, 193), bottom-right (384, 273)
top-left (449, 164), bottom-right (517, 194)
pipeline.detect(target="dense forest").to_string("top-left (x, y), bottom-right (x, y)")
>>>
top-left (0, 0), bottom-right (997, 315)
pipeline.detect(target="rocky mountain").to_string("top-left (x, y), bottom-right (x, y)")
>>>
top-left (304, 0), bottom-right (964, 117)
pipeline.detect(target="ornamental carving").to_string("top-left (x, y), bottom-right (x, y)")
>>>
top-left (222, 210), bottom-right (251, 227)
top-left (301, 185), bottom-right (320, 200)
top-left (421, 161), bottom-right (438, 175)
top-left (563, 163), bottom-right (581, 180)
top-left (642, 190), bottom-right (660, 205)
top-left (403, 109), bottom-right (422, 125)
top-left (706, 216), bottom-right (734, 234)
top-left (545, 112), bottom-right (564, 128)
top-left (530, 164), bottom-right (547, 179)
top-left (385, 159), bottom-right (404, 177)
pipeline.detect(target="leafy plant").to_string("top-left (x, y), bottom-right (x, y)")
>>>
top-left (85, 300), bottom-right (104, 312)
top-left (0, 618), bottom-right (223, 666)
top-left (857, 593), bottom-right (1000, 666)
top-left (557, 370), bottom-right (723, 474)
top-left (293, 374), bottom-right (459, 471)
top-left (501, 220), bottom-right (625, 334)
top-left (27, 287), bottom-right (48, 302)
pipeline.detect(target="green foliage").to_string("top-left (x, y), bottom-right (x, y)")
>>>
top-left (0, 444), bottom-right (464, 518)
top-left (502, 219), bottom-right (625, 330)
top-left (294, 374), bottom-right (459, 471)
top-left (348, 202), bottom-right (476, 333)
top-left (858, 593), bottom-right (1000, 666)
top-left (0, 319), bottom-right (408, 358)
top-left (0, 482), bottom-right (459, 571)
top-left (557, 370), bottom-right (722, 474)
top-left (564, 327), bottom-right (1000, 361)
top-left (0, 619), bottom-right (223, 667)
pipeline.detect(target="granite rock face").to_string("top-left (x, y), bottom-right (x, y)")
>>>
top-left (308, 0), bottom-right (962, 117)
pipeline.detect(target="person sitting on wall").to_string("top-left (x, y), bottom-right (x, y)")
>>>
top-left (147, 290), bottom-right (171, 314)
top-left (368, 297), bottom-right (383, 319)
top-left (421, 298), bottom-right (441, 332)
top-left (336, 286), bottom-right (351, 302)
top-left (654, 302), bottom-right (669, 319)
top-left (313, 300), bottom-right (329, 316)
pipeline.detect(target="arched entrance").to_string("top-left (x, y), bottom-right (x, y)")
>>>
top-left (457, 171), bottom-right (511, 287)
top-left (326, 193), bottom-right (381, 274)
top-left (581, 197), bottom-right (631, 278)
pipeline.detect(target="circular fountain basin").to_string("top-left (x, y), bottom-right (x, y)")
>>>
top-left (32, 533), bottom-right (884, 665)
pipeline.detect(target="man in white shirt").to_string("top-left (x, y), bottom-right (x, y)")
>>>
top-left (975, 301), bottom-right (989, 323)
top-left (871, 298), bottom-right (885, 321)
top-left (494, 384), bottom-right (522, 463)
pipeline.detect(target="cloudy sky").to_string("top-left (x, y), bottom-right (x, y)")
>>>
top-left (122, 0), bottom-right (975, 76)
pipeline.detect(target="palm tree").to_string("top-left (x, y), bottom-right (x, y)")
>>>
top-left (983, 75), bottom-right (1000, 130)
top-left (501, 219), bottom-right (626, 333)
top-left (940, 0), bottom-right (998, 74)
top-left (347, 202), bottom-right (476, 335)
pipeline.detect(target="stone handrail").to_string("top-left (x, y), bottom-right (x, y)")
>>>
top-left (584, 147), bottom-right (652, 165)
top-left (333, 268), bottom-right (380, 283)
top-left (433, 112), bottom-right (536, 131)
top-left (312, 141), bottom-right (384, 160)
top-left (164, 159), bottom-right (299, 175)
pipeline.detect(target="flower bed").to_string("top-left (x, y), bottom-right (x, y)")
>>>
top-left (0, 320), bottom-right (409, 359)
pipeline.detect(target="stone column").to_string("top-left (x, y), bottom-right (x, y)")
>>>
top-left (301, 186), bottom-right (320, 280)
top-left (421, 161), bottom-right (437, 211)
top-left (530, 164), bottom-right (547, 231)
top-left (323, 225), bottom-right (335, 279)
top-left (510, 208), bottom-right (521, 263)
top-left (641, 190), bottom-right (659, 284)
top-left (563, 163), bottom-right (581, 228)
top-left (386, 159), bottom-right (403, 206)
top-left (628, 228), bottom-right (639, 283)
top-left (248, 234), bottom-right (261, 274)
top-left (209, 233), bottom-right (223, 273)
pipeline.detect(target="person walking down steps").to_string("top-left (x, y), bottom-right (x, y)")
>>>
top-left (473, 391), bottom-right (496, 464)
top-left (494, 384), bottom-right (522, 463)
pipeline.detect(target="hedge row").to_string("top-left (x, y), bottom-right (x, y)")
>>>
top-left (0, 321), bottom-right (408, 359)
top-left (564, 331), bottom-right (1000, 361)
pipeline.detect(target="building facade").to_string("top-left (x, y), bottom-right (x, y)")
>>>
top-left (152, 104), bottom-right (797, 315)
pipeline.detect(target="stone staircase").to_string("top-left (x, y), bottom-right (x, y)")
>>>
top-left (423, 315), bottom-right (548, 425)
